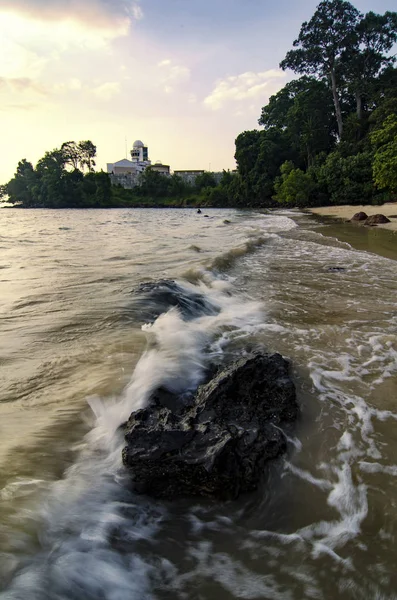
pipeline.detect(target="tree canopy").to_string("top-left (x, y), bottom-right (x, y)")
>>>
top-left (232, 0), bottom-right (397, 208)
top-left (1, 141), bottom-right (111, 208)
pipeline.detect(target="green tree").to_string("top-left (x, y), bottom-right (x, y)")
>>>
top-left (138, 167), bottom-right (171, 198)
top-left (5, 159), bottom-right (37, 206)
top-left (280, 0), bottom-right (361, 138)
top-left (340, 11), bottom-right (397, 122)
top-left (78, 141), bottom-right (97, 172)
top-left (371, 114), bottom-right (397, 192)
top-left (194, 171), bottom-right (217, 191)
top-left (274, 161), bottom-right (317, 206)
top-left (318, 149), bottom-right (374, 203)
top-left (61, 141), bottom-right (81, 171)
top-left (259, 76), bottom-right (337, 166)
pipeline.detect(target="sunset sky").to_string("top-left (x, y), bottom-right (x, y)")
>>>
top-left (0, 0), bottom-right (395, 182)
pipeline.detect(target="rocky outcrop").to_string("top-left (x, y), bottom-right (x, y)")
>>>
top-left (122, 353), bottom-right (298, 500)
top-left (365, 214), bottom-right (391, 226)
top-left (351, 212), bottom-right (368, 221)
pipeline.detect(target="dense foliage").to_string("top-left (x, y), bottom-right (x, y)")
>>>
top-left (235, 0), bottom-right (397, 207)
top-left (0, 143), bottom-right (239, 208)
top-left (0, 141), bottom-right (114, 208)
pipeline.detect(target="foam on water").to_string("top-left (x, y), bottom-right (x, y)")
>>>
top-left (2, 209), bottom-right (397, 599)
top-left (0, 272), bottom-right (264, 599)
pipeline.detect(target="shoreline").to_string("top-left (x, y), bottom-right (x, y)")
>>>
top-left (305, 205), bottom-right (397, 262)
top-left (308, 203), bottom-right (397, 232)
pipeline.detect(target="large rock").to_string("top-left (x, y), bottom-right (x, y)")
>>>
top-left (365, 214), bottom-right (391, 226)
top-left (122, 353), bottom-right (298, 500)
top-left (351, 212), bottom-right (368, 221)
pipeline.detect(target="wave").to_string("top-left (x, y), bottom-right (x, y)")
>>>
top-left (0, 274), bottom-right (264, 599)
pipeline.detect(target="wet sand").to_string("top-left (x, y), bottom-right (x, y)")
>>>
top-left (309, 203), bottom-right (397, 232)
top-left (307, 210), bottom-right (397, 262)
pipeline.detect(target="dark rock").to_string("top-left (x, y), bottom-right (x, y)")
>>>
top-left (327, 266), bottom-right (346, 273)
top-left (365, 214), bottom-right (391, 226)
top-left (133, 279), bottom-right (219, 321)
top-left (351, 212), bottom-right (368, 222)
top-left (122, 353), bottom-right (298, 500)
top-left (197, 209), bottom-right (202, 214)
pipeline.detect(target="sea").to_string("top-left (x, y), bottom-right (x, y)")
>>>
top-left (0, 207), bottom-right (396, 600)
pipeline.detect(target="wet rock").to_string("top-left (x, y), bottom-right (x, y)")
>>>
top-left (122, 353), bottom-right (298, 500)
top-left (365, 214), bottom-right (391, 226)
top-left (133, 279), bottom-right (219, 321)
top-left (351, 212), bottom-right (368, 222)
top-left (327, 266), bottom-right (346, 273)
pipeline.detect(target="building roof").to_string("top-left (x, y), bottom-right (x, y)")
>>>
top-left (113, 159), bottom-right (135, 167)
top-left (133, 140), bottom-right (144, 148)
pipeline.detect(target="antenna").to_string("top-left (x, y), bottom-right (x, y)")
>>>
top-left (125, 137), bottom-right (128, 159)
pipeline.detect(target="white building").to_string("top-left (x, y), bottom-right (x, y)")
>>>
top-left (107, 140), bottom-right (152, 187)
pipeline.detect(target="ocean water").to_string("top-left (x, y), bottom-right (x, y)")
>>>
top-left (0, 207), bottom-right (396, 599)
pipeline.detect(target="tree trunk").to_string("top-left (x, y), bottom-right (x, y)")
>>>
top-left (355, 92), bottom-right (363, 121)
top-left (329, 68), bottom-right (343, 139)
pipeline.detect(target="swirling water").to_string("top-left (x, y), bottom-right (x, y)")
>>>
top-left (0, 208), bottom-right (396, 599)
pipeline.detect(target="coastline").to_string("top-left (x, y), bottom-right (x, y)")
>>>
top-left (305, 204), bottom-right (397, 262)
top-left (308, 203), bottom-right (397, 232)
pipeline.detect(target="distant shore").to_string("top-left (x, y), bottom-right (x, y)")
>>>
top-left (308, 203), bottom-right (397, 232)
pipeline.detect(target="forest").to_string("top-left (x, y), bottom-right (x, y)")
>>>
top-left (231, 0), bottom-right (397, 207)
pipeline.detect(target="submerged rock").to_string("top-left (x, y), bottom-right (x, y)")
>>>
top-left (351, 212), bottom-right (368, 222)
top-left (327, 266), bottom-right (346, 273)
top-left (122, 353), bottom-right (298, 500)
top-left (365, 214), bottom-right (391, 226)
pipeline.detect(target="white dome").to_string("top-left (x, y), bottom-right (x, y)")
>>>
top-left (133, 140), bottom-right (144, 148)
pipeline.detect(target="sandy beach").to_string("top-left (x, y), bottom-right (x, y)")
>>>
top-left (306, 203), bottom-right (397, 261)
top-left (309, 202), bottom-right (397, 232)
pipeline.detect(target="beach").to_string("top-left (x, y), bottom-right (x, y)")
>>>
top-left (309, 202), bottom-right (397, 232)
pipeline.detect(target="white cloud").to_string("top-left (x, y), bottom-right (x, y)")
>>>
top-left (132, 4), bottom-right (144, 21)
top-left (0, 0), bottom-right (143, 34)
top-left (157, 59), bottom-right (190, 94)
top-left (204, 69), bottom-right (287, 111)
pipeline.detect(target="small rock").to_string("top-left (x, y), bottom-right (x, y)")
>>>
top-left (327, 266), bottom-right (346, 273)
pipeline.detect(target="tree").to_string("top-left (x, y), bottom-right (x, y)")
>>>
top-left (138, 167), bottom-right (171, 198)
top-left (318, 149), bottom-right (374, 203)
top-left (259, 76), bottom-right (337, 166)
top-left (371, 114), bottom-right (397, 192)
top-left (61, 140), bottom-right (97, 172)
top-left (78, 141), bottom-right (96, 172)
top-left (61, 141), bottom-right (81, 171)
top-left (280, 0), bottom-right (361, 138)
top-left (5, 159), bottom-right (37, 206)
top-left (194, 171), bottom-right (217, 191)
top-left (274, 161), bottom-right (317, 206)
top-left (340, 11), bottom-right (397, 122)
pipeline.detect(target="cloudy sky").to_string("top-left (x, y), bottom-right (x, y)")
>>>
top-left (0, 0), bottom-right (395, 181)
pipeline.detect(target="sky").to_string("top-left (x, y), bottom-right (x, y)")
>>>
top-left (0, 0), bottom-right (396, 182)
